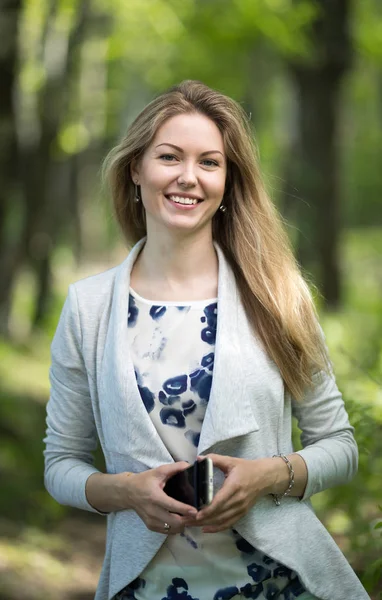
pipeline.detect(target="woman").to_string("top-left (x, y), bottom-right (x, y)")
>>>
top-left (44, 80), bottom-right (369, 600)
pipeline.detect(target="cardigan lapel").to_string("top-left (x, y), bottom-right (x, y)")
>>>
top-left (100, 239), bottom-right (260, 468)
top-left (100, 238), bottom-right (173, 467)
top-left (197, 244), bottom-right (260, 455)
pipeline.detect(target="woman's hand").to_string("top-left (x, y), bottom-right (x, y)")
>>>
top-left (124, 462), bottom-right (198, 535)
top-left (185, 453), bottom-right (277, 533)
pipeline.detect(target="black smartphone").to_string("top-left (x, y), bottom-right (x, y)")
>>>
top-left (164, 457), bottom-right (213, 510)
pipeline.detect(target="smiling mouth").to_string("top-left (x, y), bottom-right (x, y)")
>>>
top-left (165, 194), bottom-right (204, 206)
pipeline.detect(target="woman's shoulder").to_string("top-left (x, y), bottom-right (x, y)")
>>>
top-left (69, 260), bottom-right (124, 317)
top-left (73, 263), bottom-right (120, 292)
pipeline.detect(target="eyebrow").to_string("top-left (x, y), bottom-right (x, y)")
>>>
top-left (155, 143), bottom-right (224, 157)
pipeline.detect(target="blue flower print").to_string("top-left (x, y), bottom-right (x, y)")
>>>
top-left (273, 565), bottom-right (293, 580)
top-left (137, 384), bottom-right (155, 413)
top-left (189, 368), bottom-right (212, 402)
top-left (163, 374), bottom-right (188, 395)
top-left (282, 577), bottom-right (305, 599)
top-left (247, 562), bottom-right (272, 583)
top-left (128, 295), bottom-right (139, 327)
top-left (160, 407), bottom-right (186, 428)
top-left (180, 531), bottom-right (198, 549)
top-left (201, 327), bottom-right (216, 344)
top-left (185, 429), bottom-right (200, 447)
top-left (201, 352), bottom-right (214, 370)
top-left (213, 586), bottom-right (239, 600)
top-left (128, 577), bottom-right (146, 591)
top-left (204, 302), bottom-right (218, 328)
top-left (159, 391), bottom-right (181, 406)
top-left (201, 303), bottom-right (217, 345)
top-left (263, 582), bottom-right (279, 600)
top-left (150, 305), bottom-right (167, 320)
top-left (113, 577), bottom-right (146, 599)
top-left (182, 399), bottom-right (197, 416)
top-left (239, 582), bottom-right (264, 599)
top-left (235, 535), bottom-right (256, 554)
top-left (162, 577), bottom-right (199, 600)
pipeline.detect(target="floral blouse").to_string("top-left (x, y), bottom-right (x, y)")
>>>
top-left (113, 288), bottom-right (307, 600)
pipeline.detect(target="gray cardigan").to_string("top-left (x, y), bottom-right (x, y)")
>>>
top-left (44, 239), bottom-right (370, 600)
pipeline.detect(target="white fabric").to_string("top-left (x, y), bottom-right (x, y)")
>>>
top-left (123, 290), bottom-right (306, 600)
top-left (127, 288), bottom-right (217, 461)
top-left (43, 238), bottom-right (369, 600)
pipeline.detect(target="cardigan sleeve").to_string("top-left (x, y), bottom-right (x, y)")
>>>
top-left (292, 338), bottom-right (359, 501)
top-left (43, 284), bottom-right (104, 514)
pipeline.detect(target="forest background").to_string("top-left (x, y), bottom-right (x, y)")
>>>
top-left (0, 0), bottom-right (381, 598)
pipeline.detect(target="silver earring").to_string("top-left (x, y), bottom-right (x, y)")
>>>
top-left (219, 204), bottom-right (226, 213)
top-left (134, 183), bottom-right (141, 203)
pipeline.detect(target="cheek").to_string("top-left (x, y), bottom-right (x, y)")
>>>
top-left (210, 173), bottom-right (226, 198)
top-left (143, 167), bottom-right (173, 194)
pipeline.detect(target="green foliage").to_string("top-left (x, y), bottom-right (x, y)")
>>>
top-left (314, 227), bottom-right (382, 595)
top-left (355, 0), bottom-right (382, 64)
top-left (98, 0), bottom-right (317, 98)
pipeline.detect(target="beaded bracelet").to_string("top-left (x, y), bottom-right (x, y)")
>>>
top-left (272, 454), bottom-right (295, 506)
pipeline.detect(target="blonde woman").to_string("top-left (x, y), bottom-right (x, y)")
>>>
top-left (44, 81), bottom-right (369, 600)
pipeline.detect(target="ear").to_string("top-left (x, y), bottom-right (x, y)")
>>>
top-left (130, 159), bottom-right (140, 184)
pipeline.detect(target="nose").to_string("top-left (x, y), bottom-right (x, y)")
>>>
top-left (177, 162), bottom-right (198, 187)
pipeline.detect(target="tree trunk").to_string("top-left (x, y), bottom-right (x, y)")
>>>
top-left (17, 0), bottom-right (90, 330)
top-left (293, 69), bottom-right (342, 305)
top-left (0, 0), bottom-right (22, 336)
top-left (286, 0), bottom-right (352, 308)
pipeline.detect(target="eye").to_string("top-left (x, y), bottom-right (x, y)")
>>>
top-left (159, 154), bottom-right (177, 162)
top-left (201, 159), bottom-right (219, 167)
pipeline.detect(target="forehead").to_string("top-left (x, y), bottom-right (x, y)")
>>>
top-left (152, 113), bottom-right (225, 152)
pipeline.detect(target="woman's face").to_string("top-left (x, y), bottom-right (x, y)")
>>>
top-left (132, 112), bottom-right (227, 238)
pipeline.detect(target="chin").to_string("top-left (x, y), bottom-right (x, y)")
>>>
top-left (163, 216), bottom-right (212, 235)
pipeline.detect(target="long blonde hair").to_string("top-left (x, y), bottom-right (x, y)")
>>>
top-left (103, 80), bottom-right (330, 400)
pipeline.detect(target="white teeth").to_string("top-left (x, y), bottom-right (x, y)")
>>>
top-left (168, 195), bottom-right (199, 205)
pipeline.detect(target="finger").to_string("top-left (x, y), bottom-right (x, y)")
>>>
top-left (196, 484), bottom-right (237, 521)
top-left (152, 513), bottom-right (186, 535)
top-left (194, 500), bottom-right (239, 526)
top-left (203, 518), bottom-right (238, 534)
top-left (199, 453), bottom-right (234, 472)
top-left (184, 506), bottom-right (235, 528)
top-left (200, 506), bottom-right (240, 529)
top-left (157, 461), bottom-right (191, 482)
top-left (157, 489), bottom-right (198, 517)
top-left (143, 502), bottom-right (191, 533)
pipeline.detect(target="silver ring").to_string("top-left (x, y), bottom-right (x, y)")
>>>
top-left (163, 522), bottom-right (171, 531)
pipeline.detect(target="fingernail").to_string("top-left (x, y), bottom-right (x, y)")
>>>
top-left (188, 510), bottom-right (197, 516)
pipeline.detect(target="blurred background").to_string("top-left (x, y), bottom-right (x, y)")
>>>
top-left (0, 0), bottom-right (381, 598)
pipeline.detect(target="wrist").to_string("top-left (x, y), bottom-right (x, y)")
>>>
top-left (85, 471), bottom-right (136, 513)
top-left (260, 456), bottom-right (290, 496)
top-left (271, 454), bottom-right (295, 505)
top-left (255, 457), bottom-right (288, 497)
top-left (113, 472), bottom-right (137, 511)
top-left (273, 456), bottom-right (292, 495)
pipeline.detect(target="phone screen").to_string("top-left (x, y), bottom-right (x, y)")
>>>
top-left (164, 458), bottom-right (213, 509)
top-left (163, 463), bottom-right (197, 507)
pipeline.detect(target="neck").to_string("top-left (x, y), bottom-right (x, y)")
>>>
top-left (132, 226), bottom-right (219, 299)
